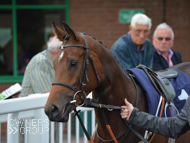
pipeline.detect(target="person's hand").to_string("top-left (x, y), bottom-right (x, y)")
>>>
top-left (121, 98), bottom-right (134, 121)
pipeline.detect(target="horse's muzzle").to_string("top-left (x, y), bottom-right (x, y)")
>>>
top-left (45, 102), bottom-right (74, 122)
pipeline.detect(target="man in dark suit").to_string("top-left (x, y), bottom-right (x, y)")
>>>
top-left (152, 23), bottom-right (182, 71)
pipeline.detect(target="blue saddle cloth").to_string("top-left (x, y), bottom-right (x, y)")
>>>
top-left (128, 68), bottom-right (190, 117)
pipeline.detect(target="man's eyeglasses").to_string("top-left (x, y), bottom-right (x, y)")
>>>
top-left (157, 37), bottom-right (171, 41)
top-left (134, 30), bottom-right (150, 35)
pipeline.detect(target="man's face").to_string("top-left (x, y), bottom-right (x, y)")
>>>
top-left (153, 29), bottom-right (173, 54)
top-left (130, 23), bottom-right (150, 47)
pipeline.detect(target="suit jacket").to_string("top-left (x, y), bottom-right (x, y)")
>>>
top-left (153, 49), bottom-right (182, 71)
top-left (128, 96), bottom-right (190, 139)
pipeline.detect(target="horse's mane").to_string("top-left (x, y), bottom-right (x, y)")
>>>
top-left (82, 32), bottom-right (130, 76)
top-left (81, 32), bottom-right (108, 49)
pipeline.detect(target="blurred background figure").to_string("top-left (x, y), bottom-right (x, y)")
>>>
top-left (18, 35), bottom-right (64, 143)
top-left (110, 13), bottom-right (154, 70)
top-left (152, 23), bottom-right (182, 71)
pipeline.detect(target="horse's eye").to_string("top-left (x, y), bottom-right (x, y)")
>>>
top-left (69, 60), bottom-right (78, 68)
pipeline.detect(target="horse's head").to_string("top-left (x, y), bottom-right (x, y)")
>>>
top-left (45, 22), bottom-right (102, 122)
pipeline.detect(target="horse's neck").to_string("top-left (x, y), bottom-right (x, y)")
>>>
top-left (93, 67), bottom-right (134, 107)
top-left (91, 47), bottom-right (149, 141)
top-left (92, 54), bottom-right (148, 138)
top-left (94, 64), bottom-right (133, 101)
top-left (93, 74), bottom-right (147, 142)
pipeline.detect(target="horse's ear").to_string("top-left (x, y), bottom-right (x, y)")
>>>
top-left (52, 22), bottom-right (67, 41)
top-left (62, 21), bottom-right (77, 41)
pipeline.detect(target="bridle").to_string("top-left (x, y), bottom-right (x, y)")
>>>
top-left (52, 32), bottom-right (100, 106)
top-left (52, 32), bottom-right (149, 143)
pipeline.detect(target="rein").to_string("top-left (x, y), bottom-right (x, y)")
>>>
top-left (52, 32), bottom-right (149, 143)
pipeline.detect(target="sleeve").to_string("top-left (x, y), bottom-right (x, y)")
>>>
top-left (128, 97), bottom-right (190, 138)
top-left (30, 63), bottom-right (52, 93)
top-left (143, 41), bottom-right (154, 69)
top-left (148, 52), bottom-right (154, 69)
top-left (148, 44), bottom-right (154, 69)
top-left (178, 53), bottom-right (182, 63)
top-left (174, 50), bottom-right (182, 63)
top-left (153, 51), bottom-right (164, 71)
top-left (19, 73), bottom-right (33, 97)
top-left (110, 42), bottom-right (134, 70)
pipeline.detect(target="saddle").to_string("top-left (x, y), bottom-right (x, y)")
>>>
top-left (136, 64), bottom-right (178, 103)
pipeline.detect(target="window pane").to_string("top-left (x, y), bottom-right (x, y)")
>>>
top-left (0, 10), bottom-right (13, 75)
top-left (17, 9), bottom-right (66, 75)
top-left (17, 0), bottom-right (65, 5)
top-left (0, 0), bottom-right (11, 5)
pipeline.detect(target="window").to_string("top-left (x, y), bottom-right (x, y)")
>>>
top-left (0, 0), bottom-right (69, 83)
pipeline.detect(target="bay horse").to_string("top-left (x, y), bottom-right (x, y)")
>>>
top-left (45, 22), bottom-right (190, 143)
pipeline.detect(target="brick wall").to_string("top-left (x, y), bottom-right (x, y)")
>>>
top-left (70, 0), bottom-right (190, 62)
top-left (165, 0), bottom-right (189, 62)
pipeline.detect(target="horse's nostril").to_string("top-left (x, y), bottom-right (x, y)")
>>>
top-left (50, 105), bottom-right (60, 117)
top-left (51, 105), bottom-right (55, 112)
